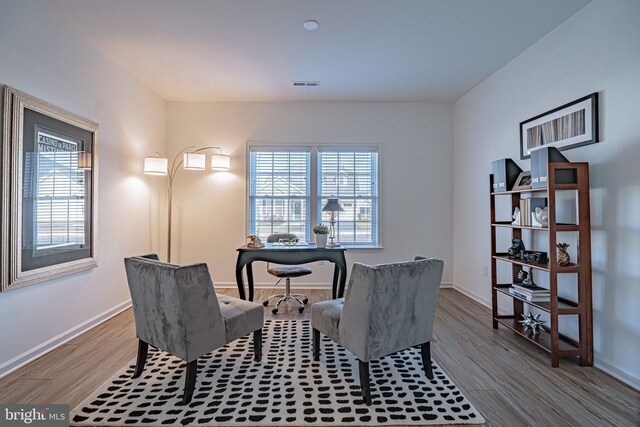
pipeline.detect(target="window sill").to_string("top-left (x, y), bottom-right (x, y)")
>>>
top-left (339, 245), bottom-right (384, 250)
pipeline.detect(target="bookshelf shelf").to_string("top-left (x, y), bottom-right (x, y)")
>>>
top-left (495, 318), bottom-right (581, 354)
top-left (494, 287), bottom-right (580, 314)
top-left (491, 222), bottom-right (580, 232)
top-left (490, 162), bottom-right (593, 367)
top-left (492, 255), bottom-right (579, 273)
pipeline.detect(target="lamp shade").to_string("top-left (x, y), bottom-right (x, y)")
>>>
top-left (77, 152), bottom-right (92, 170)
top-left (211, 153), bottom-right (231, 171)
top-left (183, 152), bottom-right (206, 170)
top-left (144, 156), bottom-right (168, 175)
top-left (322, 198), bottom-right (344, 212)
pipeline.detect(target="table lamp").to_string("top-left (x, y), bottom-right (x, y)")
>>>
top-left (322, 198), bottom-right (344, 247)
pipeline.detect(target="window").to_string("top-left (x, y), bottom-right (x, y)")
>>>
top-left (248, 145), bottom-right (379, 247)
top-left (249, 150), bottom-right (310, 241)
top-left (318, 150), bottom-right (378, 246)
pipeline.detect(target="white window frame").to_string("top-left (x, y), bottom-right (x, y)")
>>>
top-left (246, 142), bottom-right (381, 248)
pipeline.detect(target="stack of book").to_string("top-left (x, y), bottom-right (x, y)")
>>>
top-left (509, 284), bottom-right (550, 302)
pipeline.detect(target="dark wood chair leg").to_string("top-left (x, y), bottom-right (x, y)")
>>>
top-left (253, 328), bottom-right (262, 362)
top-left (182, 359), bottom-right (198, 405)
top-left (313, 328), bottom-right (320, 361)
top-left (421, 341), bottom-right (433, 380)
top-left (359, 360), bottom-right (372, 405)
top-left (132, 339), bottom-right (148, 378)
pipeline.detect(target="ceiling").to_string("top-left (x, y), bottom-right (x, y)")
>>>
top-left (36, 0), bottom-right (591, 102)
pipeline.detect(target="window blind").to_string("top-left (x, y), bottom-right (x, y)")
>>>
top-left (318, 151), bottom-right (378, 246)
top-left (249, 150), bottom-right (310, 241)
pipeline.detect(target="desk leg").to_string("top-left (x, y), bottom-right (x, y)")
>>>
top-left (246, 262), bottom-right (255, 302)
top-left (332, 265), bottom-right (340, 300)
top-left (235, 263), bottom-right (247, 301)
top-left (337, 253), bottom-right (347, 298)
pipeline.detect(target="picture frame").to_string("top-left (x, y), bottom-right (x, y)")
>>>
top-left (1, 86), bottom-right (99, 291)
top-left (512, 171), bottom-right (532, 191)
top-left (520, 93), bottom-right (598, 160)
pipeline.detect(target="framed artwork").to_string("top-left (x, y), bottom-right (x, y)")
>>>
top-left (512, 171), bottom-right (532, 191)
top-left (520, 93), bottom-right (598, 160)
top-left (1, 86), bottom-right (99, 291)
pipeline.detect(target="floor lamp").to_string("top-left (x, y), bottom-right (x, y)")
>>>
top-left (322, 198), bottom-right (344, 247)
top-left (144, 146), bottom-right (230, 262)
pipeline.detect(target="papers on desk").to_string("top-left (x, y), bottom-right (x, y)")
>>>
top-left (270, 242), bottom-right (309, 246)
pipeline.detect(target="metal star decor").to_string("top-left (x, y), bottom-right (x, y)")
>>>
top-left (519, 312), bottom-right (546, 335)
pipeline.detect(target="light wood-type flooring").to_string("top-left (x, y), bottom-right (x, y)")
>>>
top-left (0, 288), bottom-right (638, 426)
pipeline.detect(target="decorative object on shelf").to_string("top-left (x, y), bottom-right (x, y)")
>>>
top-left (321, 198), bottom-right (344, 247)
top-left (512, 207), bottom-right (521, 225)
top-left (144, 146), bottom-right (230, 262)
top-left (246, 234), bottom-right (264, 248)
top-left (531, 146), bottom-right (577, 189)
top-left (532, 206), bottom-right (549, 227)
top-left (556, 243), bottom-right (571, 266)
top-left (523, 250), bottom-right (548, 265)
top-left (512, 171), bottom-right (532, 191)
top-left (520, 92), bottom-right (599, 160)
top-left (519, 312), bottom-right (546, 335)
top-left (491, 158), bottom-right (522, 192)
top-left (313, 224), bottom-right (329, 248)
top-left (518, 268), bottom-right (535, 287)
top-left (508, 239), bottom-right (526, 259)
top-left (1, 86), bottom-right (98, 292)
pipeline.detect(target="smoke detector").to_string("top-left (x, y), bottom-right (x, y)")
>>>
top-left (303, 20), bottom-right (319, 31)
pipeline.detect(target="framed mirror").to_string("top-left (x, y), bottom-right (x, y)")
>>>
top-left (1, 86), bottom-right (98, 291)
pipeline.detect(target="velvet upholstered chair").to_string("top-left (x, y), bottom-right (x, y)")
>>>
top-left (311, 257), bottom-right (444, 405)
top-left (124, 254), bottom-right (264, 404)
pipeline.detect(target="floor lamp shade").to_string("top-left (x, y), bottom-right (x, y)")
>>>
top-left (211, 153), bottom-right (231, 171)
top-left (144, 156), bottom-right (168, 175)
top-left (184, 152), bottom-right (206, 170)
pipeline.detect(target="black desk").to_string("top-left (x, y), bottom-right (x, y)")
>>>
top-left (235, 244), bottom-right (347, 302)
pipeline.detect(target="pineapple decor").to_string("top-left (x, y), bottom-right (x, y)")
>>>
top-left (556, 243), bottom-right (571, 266)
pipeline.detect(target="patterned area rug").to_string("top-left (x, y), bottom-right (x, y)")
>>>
top-left (71, 320), bottom-right (484, 426)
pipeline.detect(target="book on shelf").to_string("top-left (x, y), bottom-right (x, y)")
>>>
top-left (518, 197), bottom-right (547, 227)
top-left (511, 283), bottom-right (550, 294)
top-left (509, 287), bottom-right (550, 302)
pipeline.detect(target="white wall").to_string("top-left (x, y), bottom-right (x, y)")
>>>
top-left (453, 0), bottom-right (640, 388)
top-left (166, 102), bottom-right (453, 286)
top-left (0, 1), bottom-right (166, 375)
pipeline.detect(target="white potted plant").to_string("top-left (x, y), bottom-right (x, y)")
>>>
top-left (313, 224), bottom-right (329, 248)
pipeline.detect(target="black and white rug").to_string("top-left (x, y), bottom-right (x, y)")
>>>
top-left (71, 320), bottom-right (484, 426)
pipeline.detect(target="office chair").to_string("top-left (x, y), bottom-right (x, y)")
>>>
top-left (262, 233), bottom-right (312, 314)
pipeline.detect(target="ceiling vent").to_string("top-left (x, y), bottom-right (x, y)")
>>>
top-left (292, 81), bottom-right (320, 87)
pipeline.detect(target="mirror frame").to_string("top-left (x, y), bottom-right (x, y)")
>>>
top-left (1, 86), bottom-right (99, 291)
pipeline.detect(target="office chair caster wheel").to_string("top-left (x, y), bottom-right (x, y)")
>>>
top-left (298, 307), bottom-right (305, 313)
top-left (263, 300), bottom-right (269, 307)
top-left (272, 308), bottom-right (278, 315)
top-left (303, 298), bottom-right (309, 304)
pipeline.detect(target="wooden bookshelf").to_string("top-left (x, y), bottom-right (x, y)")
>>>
top-left (490, 162), bottom-right (593, 367)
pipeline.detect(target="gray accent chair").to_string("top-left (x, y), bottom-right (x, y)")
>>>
top-left (311, 256), bottom-right (444, 405)
top-left (124, 254), bottom-right (264, 404)
top-left (262, 233), bottom-right (312, 314)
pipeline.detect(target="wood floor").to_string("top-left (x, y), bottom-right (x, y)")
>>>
top-left (0, 288), bottom-right (638, 426)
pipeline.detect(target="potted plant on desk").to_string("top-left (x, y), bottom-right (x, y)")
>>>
top-left (313, 224), bottom-right (329, 248)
